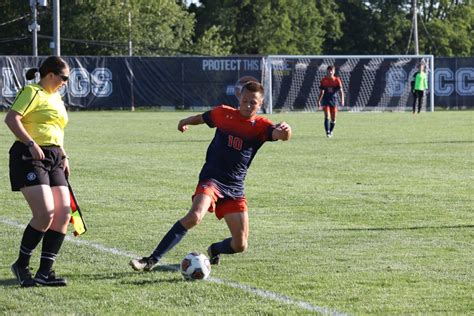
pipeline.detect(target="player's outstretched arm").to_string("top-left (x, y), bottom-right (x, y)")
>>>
top-left (272, 122), bottom-right (292, 141)
top-left (178, 114), bottom-right (204, 132)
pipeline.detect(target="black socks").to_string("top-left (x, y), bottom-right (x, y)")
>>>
top-left (16, 224), bottom-right (44, 268)
top-left (210, 238), bottom-right (235, 256)
top-left (151, 221), bottom-right (188, 260)
top-left (38, 229), bottom-right (66, 274)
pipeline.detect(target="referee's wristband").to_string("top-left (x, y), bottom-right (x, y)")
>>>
top-left (61, 155), bottom-right (69, 160)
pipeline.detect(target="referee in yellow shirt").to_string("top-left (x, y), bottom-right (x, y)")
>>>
top-left (5, 56), bottom-right (71, 287)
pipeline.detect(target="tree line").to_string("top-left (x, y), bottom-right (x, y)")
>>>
top-left (0, 0), bottom-right (472, 57)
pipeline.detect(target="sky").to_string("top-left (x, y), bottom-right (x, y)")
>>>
top-left (184, 0), bottom-right (200, 6)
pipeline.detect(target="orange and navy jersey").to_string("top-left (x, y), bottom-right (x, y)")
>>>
top-left (200, 105), bottom-right (275, 197)
top-left (320, 76), bottom-right (343, 106)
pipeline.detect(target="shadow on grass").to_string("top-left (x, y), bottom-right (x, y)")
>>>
top-left (0, 278), bottom-right (18, 287)
top-left (332, 224), bottom-right (474, 231)
top-left (0, 266), bottom-right (184, 287)
top-left (0, 265), bottom-right (21, 287)
top-left (57, 263), bottom-right (183, 285)
top-left (123, 277), bottom-right (183, 286)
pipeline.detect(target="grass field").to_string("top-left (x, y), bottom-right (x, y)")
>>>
top-left (0, 111), bottom-right (472, 314)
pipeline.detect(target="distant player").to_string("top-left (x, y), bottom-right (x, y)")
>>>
top-left (130, 81), bottom-right (292, 271)
top-left (411, 63), bottom-right (428, 114)
top-left (317, 65), bottom-right (344, 138)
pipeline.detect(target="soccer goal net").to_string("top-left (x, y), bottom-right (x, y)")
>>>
top-left (261, 55), bottom-right (434, 113)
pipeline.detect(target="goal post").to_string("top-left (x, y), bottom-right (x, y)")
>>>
top-left (262, 55), bottom-right (434, 113)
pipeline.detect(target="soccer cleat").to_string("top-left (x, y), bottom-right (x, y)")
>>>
top-left (129, 256), bottom-right (159, 271)
top-left (11, 262), bottom-right (36, 287)
top-left (207, 247), bottom-right (220, 265)
top-left (34, 270), bottom-right (67, 287)
top-left (327, 132), bottom-right (333, 138)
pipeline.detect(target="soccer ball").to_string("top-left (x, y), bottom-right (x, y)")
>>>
top-left (180, 252), bottom-right (211, 280)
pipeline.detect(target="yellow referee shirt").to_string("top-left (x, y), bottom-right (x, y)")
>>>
top-left (11, 83), bottom-right (68, 147)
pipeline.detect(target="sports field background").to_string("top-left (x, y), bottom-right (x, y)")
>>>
top-left (0, 111), bottom-right (472, 314)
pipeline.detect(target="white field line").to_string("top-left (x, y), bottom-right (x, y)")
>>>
top-left (1, 217), bottom-right (348, 316)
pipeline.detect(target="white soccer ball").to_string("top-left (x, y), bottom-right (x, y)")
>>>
top-left (180, 252), bottom-right (211, 280)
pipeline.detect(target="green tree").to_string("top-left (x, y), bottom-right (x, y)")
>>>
top-left (192, 0), bottom-right (343, 55)
top-left (191, 25), bottom-right (232, 56)
top-left (0, 1), bottom-right (49, 55)
top-left (58, 0), bottom-right (196, 56)
top-left (0, 0), bottom-right (198, 56)
top-left (334, 0), bottom-right (472, 56)
top-left (1, 0), bottom-right (471, 56)
top-left (334, 1), bottom-right (411, 54)
top-left (417, 0), bottom-right (473, 56)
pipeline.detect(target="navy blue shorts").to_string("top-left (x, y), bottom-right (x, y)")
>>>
top-left (9, 141), bottom-right (67, 191)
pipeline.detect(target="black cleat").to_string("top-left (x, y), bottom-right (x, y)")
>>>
top-left (34, 270), bottom-right (67, 287)
top-left (11, 262), bottom-right (36, 287)
top-left (129, 256), bottom-right (159, 271)
top-left (207, 247), bottom-right (220, 265)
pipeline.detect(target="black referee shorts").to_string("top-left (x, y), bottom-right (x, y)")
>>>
top-left (9, 141), bottom-right (68, 191)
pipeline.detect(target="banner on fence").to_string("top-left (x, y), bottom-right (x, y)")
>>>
top-left (0, 56), bottom-right (472, 110)
top-left (0, 56), bottom-right (263, 109)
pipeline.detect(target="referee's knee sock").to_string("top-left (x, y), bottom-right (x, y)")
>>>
top-left (16, 224), bottom-right (44, 268)
top-left (39, 229), bottom-right (66, 274)
top-left (151, 221), bottom-right (188, 260)
top-left (330, 121), bottom-right (336, 132)
top-left (210, 238), bottom-right (235, 256)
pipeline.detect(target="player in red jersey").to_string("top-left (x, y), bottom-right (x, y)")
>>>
top-left (234, 75), bottom-right (258, 100)
top-left (317, 65), bottom-right (344, 138)
top-left (234, 75), bottom-right (268, 113)
top-left (130, 81), bottom-right (292, 271)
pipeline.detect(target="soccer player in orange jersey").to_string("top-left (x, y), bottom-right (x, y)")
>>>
top-left (317, 65), bottom-right (344, 138)
top-left (130, 81), bottom-right (291, 271)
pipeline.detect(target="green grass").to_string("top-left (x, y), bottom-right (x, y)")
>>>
top-left (0, 111), bottom-right (472, 314)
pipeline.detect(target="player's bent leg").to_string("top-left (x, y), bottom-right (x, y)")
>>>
top-left (224, 212), bottom-right (249, 253)
top-left (130, 194), bottom-right (212, 272)
top-left (180, 194), bottom-right (212, 230)
top-left (208, 212), bottom-right (249, 265)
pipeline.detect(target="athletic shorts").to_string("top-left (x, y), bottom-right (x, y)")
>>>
top-left (322, 105), bottom-right (338, 115)
top-left (193, 180), bottom-right (248, 220)
top-left (9, 141), bottom-right (67, 191)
